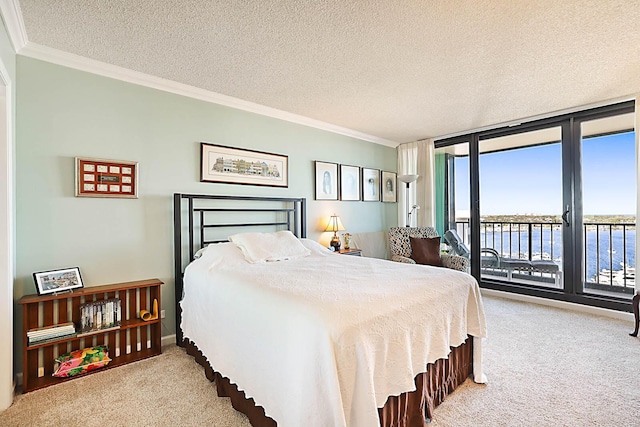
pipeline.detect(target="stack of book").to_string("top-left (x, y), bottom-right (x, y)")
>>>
top-left (27, 322), bottom-right (76, 345)
top-left (79, 298), bottom-right (121, 337)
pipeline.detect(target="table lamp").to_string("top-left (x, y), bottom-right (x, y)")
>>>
top-left (325, 214), bottom-right (345, 251)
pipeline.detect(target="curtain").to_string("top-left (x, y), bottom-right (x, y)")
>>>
top-left (416, 139), bottom-right (436, 227)
top-left (397, 139), bottom-right (436, 227)
top-left (397, 142), bottom-right (417, 227)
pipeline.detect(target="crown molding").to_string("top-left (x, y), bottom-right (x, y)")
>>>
top-left (18, 42), bottom-right (398, 148)
top-left (0, 0), bottom-right (27, 51)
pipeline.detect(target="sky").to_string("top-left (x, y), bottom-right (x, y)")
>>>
top-left (454, 131), bottom-right (636, 216)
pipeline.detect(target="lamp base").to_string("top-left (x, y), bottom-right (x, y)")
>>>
top-left (330, 235), bottom-right (341, 251)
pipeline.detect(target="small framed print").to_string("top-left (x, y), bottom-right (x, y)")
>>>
top-left (381, 171), bottom-right (397, 203)
top-left (315, 161), bottom-right (339, 200)
top-left (340, 165), bottom-right (361, 201)
top-left (75, 157), bottom-right (138, 198)
top-left (362, 168), bottom-right (380, 201)
top-left (33, 267), bottom-right (83, 296)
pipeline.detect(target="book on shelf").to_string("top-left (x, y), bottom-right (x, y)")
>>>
top-left (28, 332), bottom-right (77, 346)
top-left (27, 322), bottom-right (75, 332)
top-left (28, 327), bottom-right (75, 339)
top-left (27, 322), bottom-right (74, 335)
top-left (27, 322), bottom-right (76, 344)
top-left (79, 298), bottom-right (122, 335)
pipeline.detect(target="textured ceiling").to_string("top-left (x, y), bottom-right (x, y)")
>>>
top-left (17, 0), bottom-right (640, 143)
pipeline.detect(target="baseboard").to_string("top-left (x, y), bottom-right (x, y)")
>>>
top-left (15, 372), bottom-right (21, 387)
top-left (481, 288), bottom-right (634, 322)
top-left (161, 334), bottom-right (176, 348)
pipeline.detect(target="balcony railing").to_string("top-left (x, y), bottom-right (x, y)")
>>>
top-left (454, 220), bottom-right (636, 295)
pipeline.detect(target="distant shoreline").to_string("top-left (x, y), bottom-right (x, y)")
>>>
top-left (456, 215), bottom-right (635, 227)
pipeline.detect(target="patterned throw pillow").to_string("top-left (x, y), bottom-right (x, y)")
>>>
top-left (53, 345), bottom-right (111, 378)
top-left (409, 236), bottom-right (443, 267)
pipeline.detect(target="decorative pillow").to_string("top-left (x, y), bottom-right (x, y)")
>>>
top-left (410, 236), bottom-right (442, 267)
top-left (229, 230), bottom-right (311, 263)
top-left (53, 345), bottom-right (111, 378)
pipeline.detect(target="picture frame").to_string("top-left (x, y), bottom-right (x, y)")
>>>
top-left (201, 142), bottom-right (288, 187)
top-left (75, 157), bottom-right (138, 198)
top-left (361, 168), bottom-right (380, 201)
top-left (33, 267), bottom-right (84, 296)
top-left (340, 164), bottom-right (361, 201)
top-left (314, 161), bottom-right (339, 200)
top-left (381, 171), bottom-right (397, 203)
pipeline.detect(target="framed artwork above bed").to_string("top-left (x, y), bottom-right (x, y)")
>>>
top-left (361, 168), bottom-right (380, 201)
top-left (339, 164), bottom-right (361, 201)
top-left (314, 161), bottom-right (339, 200)
top-left (381, 171), bottom-right (397, 203)
top-left (200, 143), bottom-right (288, 187)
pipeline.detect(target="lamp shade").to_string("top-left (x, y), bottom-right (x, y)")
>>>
top-left (397, 174), bottom-right (419, 184)
top-left (324, 214), bottom-right (345, 232)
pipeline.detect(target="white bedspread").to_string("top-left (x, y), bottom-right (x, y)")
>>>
top-left (181, 242), bottom-right (487, 427)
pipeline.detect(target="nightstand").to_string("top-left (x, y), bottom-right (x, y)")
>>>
top-left (338, 249), bottom-right (362, 256)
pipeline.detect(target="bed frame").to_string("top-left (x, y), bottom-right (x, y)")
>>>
top-left (173, 193), bottom-right (306, 344)
top-left (173, 193), bottom-right (472, 426)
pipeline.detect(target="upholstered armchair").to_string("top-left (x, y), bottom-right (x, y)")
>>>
top-left (388, 226), bottom-right (469, 272)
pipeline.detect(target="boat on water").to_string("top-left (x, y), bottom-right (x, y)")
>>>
top-left (593, 262), bottom-right (635, 287)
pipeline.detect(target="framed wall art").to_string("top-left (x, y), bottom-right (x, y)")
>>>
top-left (33, 267), bottom-right (84, 296)
top-left (76, 157), bottom-right (138, 198)
top-left (381, 171), bottom-right (397, 203)
top-left (340, 164), bottom-right (361, 201)
top-left (314, 161), bottom-right (339, 200)
top-left (361, 168), bottom-right (380, 201)
top-left (201, 143), bottom-right (288, 187)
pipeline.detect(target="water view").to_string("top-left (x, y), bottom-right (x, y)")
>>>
top-left (435, 108), bottom-right (637, 301)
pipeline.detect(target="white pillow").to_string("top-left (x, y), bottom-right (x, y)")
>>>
top-left (184, 242), bottom-right (248, 276)
top-left (299, 238), bottom-right (334, 256)
top-left (228, 230), bottom-right (311, 263)
top-left (195, 242), bottom-right (246, 264)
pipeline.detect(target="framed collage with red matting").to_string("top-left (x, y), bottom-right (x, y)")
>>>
top-left (75, 157), bottom-right (139, 198)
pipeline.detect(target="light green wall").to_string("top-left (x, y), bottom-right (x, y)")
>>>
top-left (15, 57), bottom-right (397, 366)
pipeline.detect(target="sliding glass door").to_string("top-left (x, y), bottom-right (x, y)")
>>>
top-left (477, 126), bottom-right (564, 289)
top-left (435, 101), bottom-right (635, 310)
top-left (578, 112), bottom-right (636, 297)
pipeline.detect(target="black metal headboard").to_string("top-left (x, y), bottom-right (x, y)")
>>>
top-left (173, 193), bottom-right (307, 344)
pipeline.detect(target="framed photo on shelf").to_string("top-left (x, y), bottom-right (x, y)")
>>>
top-left (200, 143), bottom-right (288, 187)
top-left (314, 161), bottom-right (339, 200)
top-left (33, 267), bottom-right (84, 296)
top-left (75, 157), bottom-right (138, 198)
top-left (381, 171), bottom-right (397, 203)
top-left (340, 164), bottom-right (361, 201)
top-left (361, 168), bottom-right (380, 201)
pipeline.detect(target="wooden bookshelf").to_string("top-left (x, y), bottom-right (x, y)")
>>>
top-left (19, 278), bottom-right (163, 392)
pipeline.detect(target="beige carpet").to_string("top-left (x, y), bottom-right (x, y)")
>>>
top-left (1, 295), bottom-right (638, 427)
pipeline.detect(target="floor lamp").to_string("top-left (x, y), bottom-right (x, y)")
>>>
top-left (397, 174), bottom-right (419, 227)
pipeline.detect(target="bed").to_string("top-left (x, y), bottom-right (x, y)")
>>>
top-left (174, 194), bottom-right (487, 427)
